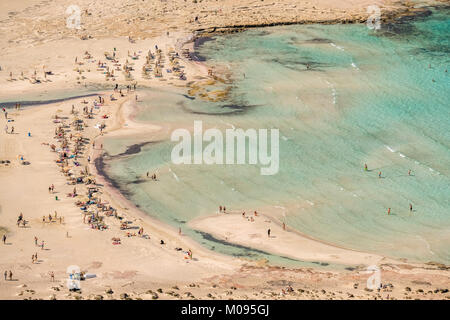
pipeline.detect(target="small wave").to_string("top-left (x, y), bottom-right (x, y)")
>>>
top-left (386, 145), bottom-right (396, 153)
top-left (324, 80), bottom-right (337, 105)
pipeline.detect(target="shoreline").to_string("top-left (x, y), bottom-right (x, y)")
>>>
top-left (88, 96), bottom-right (245, 266)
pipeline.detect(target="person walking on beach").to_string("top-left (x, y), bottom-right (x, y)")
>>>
top-left (41, 240), bottom-right (45, 250)
top-left (34, 236), bottom-right (38, 246)
top-left (2, 234), bottom-right (6, 244)
top-left (4, 271), bottom-right (7, 280)
top-left (9, 271), bottom-right (12, 281)
top-left (409, 203), bottom-right (413, 213)
top-left (364, 163), bottom-right (368, 171)
top-left (50, 271), bottom-right (55, 282)
top-left (282, 222), bottom-right (286, 231)
top-left (378, 171), bottom-right (382, 178)
top-left (267, 229), bottom-right (271, 238)
top-left (388, 208), bottom-right (391, 215)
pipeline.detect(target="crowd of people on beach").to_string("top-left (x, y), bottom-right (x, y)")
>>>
top-left (0, 42), bottom-right (221, 289)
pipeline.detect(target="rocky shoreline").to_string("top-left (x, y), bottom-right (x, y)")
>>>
top-left (194, 3), bottom-right (441, 37)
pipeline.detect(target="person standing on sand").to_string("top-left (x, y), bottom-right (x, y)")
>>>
top-left (4, 271), bottom-right (7, 280)
top-left (388, 208), bottom-right (391, 215)
top-left (282, 222), bottom-right (286, 231)
top-left (50, 271), bottom-right (55, 282)
top-left (267, 229), bottom-right (271, 238)
top-left (2, 234), bottom-right (6, 244)
top-left (34, 236), bottom-right (38, 246)
top-left (9, 271), bottom-right (12, 281)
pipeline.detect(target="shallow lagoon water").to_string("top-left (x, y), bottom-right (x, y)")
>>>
top-left (103, 9), bottom-right (450, 266)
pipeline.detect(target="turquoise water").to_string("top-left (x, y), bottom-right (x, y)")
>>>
top-left (103, 8), bottom-right (450, 266)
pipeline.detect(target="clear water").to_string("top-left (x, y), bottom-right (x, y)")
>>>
top-left (103, 8), bottom-right (450, 266)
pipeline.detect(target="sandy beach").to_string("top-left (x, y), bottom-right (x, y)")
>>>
top-left (1, 0), bottom-right (449, 300)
